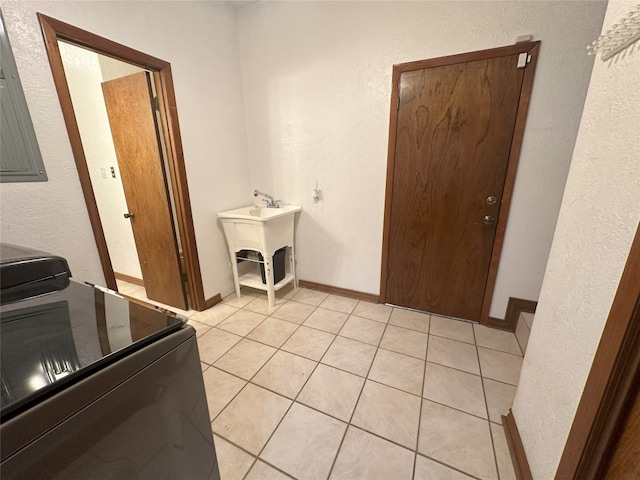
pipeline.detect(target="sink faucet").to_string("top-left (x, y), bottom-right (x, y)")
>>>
top-left (253, 190), bottom-right (280, 208)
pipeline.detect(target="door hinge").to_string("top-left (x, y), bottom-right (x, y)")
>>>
top-left (517, 53), bottom-right (532, 69)
top-left (151, 96), bottom-right (160, 111)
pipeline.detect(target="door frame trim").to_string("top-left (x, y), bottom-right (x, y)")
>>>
top-left (37, 13), bottom-right (207, 311)
top-left (379, 41), bottom-right (540, 323)
top-left (555, 223), bottom-right (640, 479)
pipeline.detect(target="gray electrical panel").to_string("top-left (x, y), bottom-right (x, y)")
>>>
top-left (0, 10), bottom-right (47, 182)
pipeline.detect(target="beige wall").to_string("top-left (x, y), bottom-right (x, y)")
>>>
top-left (512, 1), bottom-right (640, 477)
top-left (235, 1), bottom-right (606, 317)
top-left (0, 0), bottom-right (251, 299)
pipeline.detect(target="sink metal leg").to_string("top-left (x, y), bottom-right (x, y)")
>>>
top-left (264, 255), bottom-right (276, 307)
top-left (289, 245), bottom-right (298, 290)
top-left (230, 252), bottom-right (241, 298)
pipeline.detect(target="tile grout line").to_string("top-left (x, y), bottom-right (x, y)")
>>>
top-left (417, 452), bottom-right (486, 480)
top-left (245, 314), bottom-right (303, 350)
top-left (473, 324), bottom-right (502, 480)
top-left (212, 293), bottom-right (323, 367)
top-left (207, 337), bottom-right (495, 430)
top-left (225, 381), bottom-right (480, 469)
top-left (218, 277), bottom-right (305, 480)
top-left (325, 301), bottom-right (392, 480)
top-left (205, 341), bottom-right (520, 394)
top-left (210, 431), bottom-right (296, 480)
top-left (240, 457), bottom-right (258, 480)
top-left (210, 321), bottom-right (480, 478)
top-left (412, 313), bottom-right (432, 479)
top-left (261, 297), bottom-right (381, 479)
top-left (235, 307), bottom-right (318, 477)
top-left (204, 293), bottom-right (312, 395)
top-left (430, 330), bottom-right (524, 358)
top-left (310, 311), bottom-right (485, 479)
top-left (209, 298), bottom-right (310, 438)
top-left (410, 449), bottom-right (488, 477)
top-left (477, 343), bottom-right (524, 359)
top-left (239, 299), bottom-right (334, 478)
top-left (433, 395), bottom-right (488, 422)
top-left (213, 311), bottom-right (364, 386)
top-left (206, 294), bottom-right (508, 480)
top-left (270, 295), bottom-right (352, 479)
top-left (247, 302), bottom-right (320, 390)
top-left (311, 295), bottom-right (512, 479)
top-left (212, 292), bottom-right (297, 479)
top-left (210, 301), bottom-right (431, 346)
top-left (215, 306), bottom-right (405, 430)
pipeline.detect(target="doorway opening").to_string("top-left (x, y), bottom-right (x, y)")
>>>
top-left (38, 13), bottom-right (207, 311)
top-left (380, 42), bottom-right (540, 325)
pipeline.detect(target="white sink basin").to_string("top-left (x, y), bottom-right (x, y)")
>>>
top-left (217, 205), bottom-right (302, 254)
top-left (217, 205), bottom-right (301, 222)
top-left (218, 204), bottom-right (302, 307)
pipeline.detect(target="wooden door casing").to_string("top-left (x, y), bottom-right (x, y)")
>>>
top-left (604, 380), bottom-right (640, 479)
top-left (102, 72), bottom-right (187, 310)
top-left (38, 14), bottom-right (208, 311)
top-left (556, 223), bottom-right (640, 479)
top-left (381, 43), bottom-right (540, 322)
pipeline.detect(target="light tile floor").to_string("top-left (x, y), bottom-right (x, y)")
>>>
top-left (118, 281), bottom-right (521, 480)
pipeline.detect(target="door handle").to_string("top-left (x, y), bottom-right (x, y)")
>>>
top-left (482, 215), bottom-right (496, 225)
top-left (124, 212), bottom-right (134, 219)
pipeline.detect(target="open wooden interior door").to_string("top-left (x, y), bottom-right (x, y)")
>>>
top-left (102, 71), bottom-right (187, 310)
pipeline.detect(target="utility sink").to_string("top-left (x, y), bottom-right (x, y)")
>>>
top-left (217, 205), bottom-right (302, 306)
top-left (217, 205), bottom-right (302, 222)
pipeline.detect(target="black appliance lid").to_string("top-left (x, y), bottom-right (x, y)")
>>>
top-left (0, 281), bottom-right (185, 420)
top-left (0, 243), bottom-right (72, 305)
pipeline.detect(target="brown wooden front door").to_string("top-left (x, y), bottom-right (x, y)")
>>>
top-left (384, 44), bottom-right (538, 321)
top-left (102, 72), bottom-right (187, 310)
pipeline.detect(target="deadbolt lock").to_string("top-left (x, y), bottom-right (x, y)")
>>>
top-left (486, 196), bottom-right (498, 205)
top-left (482, 215), bottom-right (496, 225)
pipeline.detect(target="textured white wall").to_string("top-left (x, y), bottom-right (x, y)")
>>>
top-left (0, 1), bottom-right (608, 311)
top-left (0, 1), bottom-right (250, 299)
top-left (59, 42), bottom-right (143, 279)
top-left (512, 1), bottom-right (640, 477)
top-left (235, 1), bottom-right (606, 317)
